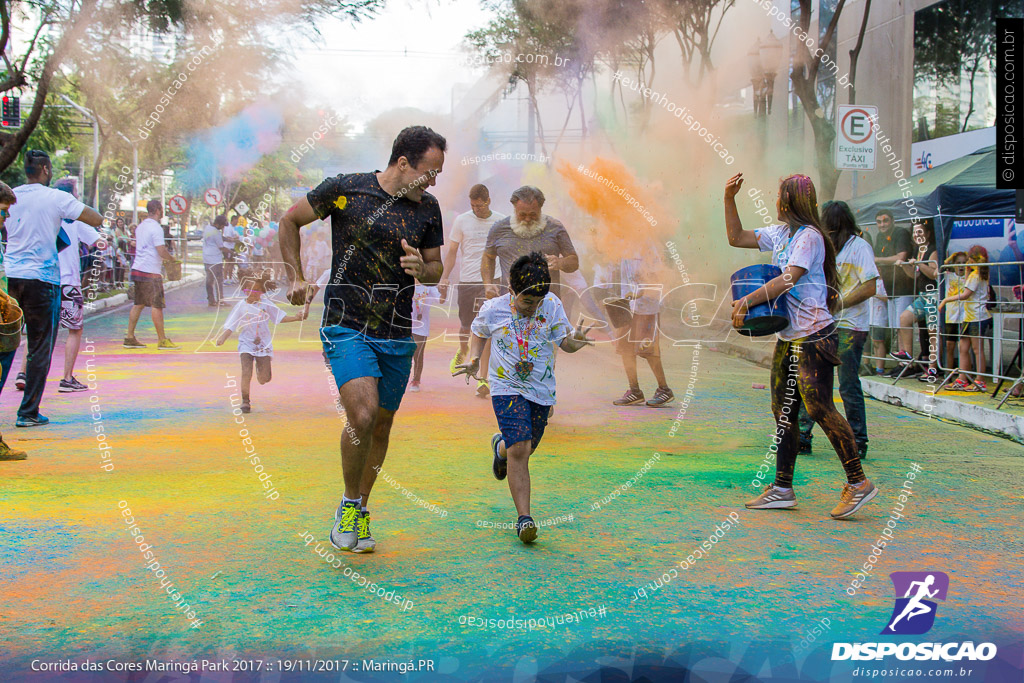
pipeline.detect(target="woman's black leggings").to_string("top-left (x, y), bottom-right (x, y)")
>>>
top-left (770, 325), bottom-right (866, 488)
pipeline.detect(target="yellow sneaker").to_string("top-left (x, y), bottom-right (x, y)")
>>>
top-left (449, 350), bottom-right (465, 374)
top-left (830, 480), bottom-right (878, 519)
top-left (476, 379), bottom-right (490, 397)
top-left (157, 338), bottom-right (181, 350)
top-left (0, 439), bottom-right (27, 461)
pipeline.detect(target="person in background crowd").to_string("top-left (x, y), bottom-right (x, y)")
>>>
top-left (124, 199), bottom-right (180, 350)
top-left (52, 179), bottom-right (101, 393)
top-left (609, 252), bottom-right (674, 407)
top-left (439, 183), bottom-right (507, 398)
top-left (798, 201), bottom-right (878, 459)
top-left (5, 150), bottom-right (103, 428)
top-left (890, 219), bottom-right (939, 380)
top-left (203, 214), bottom-right (227, 306)
top-left (939, 246), bottom-right (991, 391)
top-left (0, 181), bottom-right (27, 459)
top-left (871, 209), bottom-right (913, 377)
top-left (223, 215), bottom-right (240, 282)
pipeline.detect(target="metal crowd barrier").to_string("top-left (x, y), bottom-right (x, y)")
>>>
top-left (860, 259), bottom-right (1024, 411)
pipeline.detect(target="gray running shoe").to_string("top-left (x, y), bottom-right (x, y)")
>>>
top-left (354, 510), bottom-right (376, 554)
top-left (330, 501), bottom-right (360, 551)
top-left (745, 484), bottom-right (797, 509)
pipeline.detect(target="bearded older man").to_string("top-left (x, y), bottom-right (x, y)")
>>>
top-left (482, 186), bottom-right (579, 301)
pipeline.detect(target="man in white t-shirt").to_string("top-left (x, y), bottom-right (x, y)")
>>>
top-left (124, 199), bottom-right (179, 349)
top-left (54, 179), bottom-right (101, 393)
top-left (203, 214), bottom-right (227, 306)
top-left (5, 151), bottom-right (103, 428)
top-left (438, 184), bottom-right (507, 396)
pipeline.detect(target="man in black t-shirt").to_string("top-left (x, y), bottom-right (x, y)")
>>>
top-left (279, 126), bottom-right (446, 555)
top-left (871, 209), bottom-right (913, 370)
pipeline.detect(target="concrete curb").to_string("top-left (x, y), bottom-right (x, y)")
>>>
top-left (700, 322), bottom-right (1024, 445)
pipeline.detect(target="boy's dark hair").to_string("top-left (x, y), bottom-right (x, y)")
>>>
top-left (387, 126), bottom-right (447, 169)
top-left (24, 149), bottom-right (51, 177)
top-left (239, 268), bottom-right (278, 293)
top-left (0, 181), bottom-right (15, 205)
top-left (509, 251), bottom-right (550, 297)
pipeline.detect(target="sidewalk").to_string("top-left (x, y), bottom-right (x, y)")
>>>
top-left (695, 320), bottom-right (1024, 445)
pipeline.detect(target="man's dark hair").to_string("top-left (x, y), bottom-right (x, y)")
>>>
top-left (146, 199), bottom-right (162, 214)
top-left (214, 213), bottom-right (228, 227)
top-left (469, 184), bottom-right (489, 201)
top-left (875, 209), bottom-right (894, 222)
top-left (230, 215), bottom-right (239, 223)
top-left (387, 126), bottom-right (447, 168)
top-left (24, 149), bottom-right (51, 177)
top-left (509, 251), bottom-right (550, 297)
top-left (0, 181), bottom-right (15, 206)
top-left (54, 178), bottom-right (77, 197)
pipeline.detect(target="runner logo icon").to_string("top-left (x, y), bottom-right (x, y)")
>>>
top-left (882, 571), bottom-right (949, 635)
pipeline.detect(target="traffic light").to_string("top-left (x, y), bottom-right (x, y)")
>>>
top-left (2, 96), bottom-right (20, 128)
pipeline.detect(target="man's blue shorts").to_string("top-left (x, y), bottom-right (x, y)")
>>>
top-left (492, 394), bottom-right (551, 450)
top-left (322, 325), bottom-right (416, 412)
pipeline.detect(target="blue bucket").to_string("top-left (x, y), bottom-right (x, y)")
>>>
top-left (730, 264), bottom-right (789, 337)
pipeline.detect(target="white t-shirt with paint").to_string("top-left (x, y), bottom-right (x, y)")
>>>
top-left (222, 298), bottom-right (288, 357)
top-left (450, 210), bottom-right (507, 282)
top-left (6, 183), bottom-right (88, 284)
top-left (754, 224), bottom-right (834, 340)
top-left (471, 292), bottom-right (573, 406)
top-left (132, 218), bottom-right (166, 275)
top-left (58, 220), bottom-right (101, 287)
top-left (833, 236), bottom-right (879, 332)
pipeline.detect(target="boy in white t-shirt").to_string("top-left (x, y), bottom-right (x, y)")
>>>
top-left (454, 252), bottom-right (594, 544)
top-left (216, 270), bottom-right (309, 413)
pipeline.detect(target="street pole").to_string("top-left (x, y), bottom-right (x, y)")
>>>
top-left (59, 95), bottom-right (99, 205)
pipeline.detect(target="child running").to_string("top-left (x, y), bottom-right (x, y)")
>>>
top-left (938, 246), bottom-right (990, 391)
top-left (215, 269), bottom-right (309, 413)
top-left (453, 252), bottom-right (594, 544)
top-left (409, 281), bottom-right (440, 392)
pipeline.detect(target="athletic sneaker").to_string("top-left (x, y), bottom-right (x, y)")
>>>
top-left (157, 338), bottom-right (181, 350)
top-left (0, 439), bottom-right (27, 461)
top-left (949, 378), bottom-right (970, 391)
top-left (918, 368), bottom-right (938, 382)
top-left (330, 501), bottom-right (360, 551)
top-left (123, 336), bottom-right (146, 348)
top-left (889, 350), bottom-right (914, 362)
top-left (449, 350), bottom-right (465, 375)
top-left (354, 510), bottom-right (376, 553)
top-left (613, 388), bottom-right (645, 405)
top-left (408, 381), bottom-right (421, 393)
top-left (476, 379), bottom-right (490, 398)
top-left (515, 515), bottom-right (538, 544)
top-left (745, 484), bottom-right (797, 509)
top-left (59, 377), bottom-right (88, 393)
top-left (645, 386), bottom-right (675, 407)
top-left (15, 414), bottom-right (49, 428)
top-left (830, 480), bottom-right (879, 519)
top-left (14, 372), bottom-right (25, 390)
top-left (798, 440), bottom-right (813, 455)
top-left (491, 432), bottom-right (507, 480)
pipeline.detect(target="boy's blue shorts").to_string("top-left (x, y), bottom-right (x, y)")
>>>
top-left (492, 394), bottom-right (551, 450)
top-left (321, 325), bottom-right (415, 412)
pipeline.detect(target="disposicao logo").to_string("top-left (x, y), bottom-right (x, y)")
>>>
top-left (832, 572), bottom-right (997, 662)
top-left (883, 571), bottom-right (948, 635)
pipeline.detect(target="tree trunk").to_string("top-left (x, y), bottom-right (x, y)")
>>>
top-left (847, 0), bottom-right (872, 104)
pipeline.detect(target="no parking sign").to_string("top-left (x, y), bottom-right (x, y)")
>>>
top-left (836, 105), bottom-right (877, 170)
